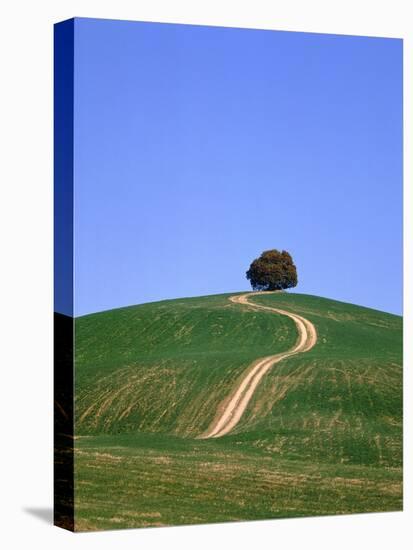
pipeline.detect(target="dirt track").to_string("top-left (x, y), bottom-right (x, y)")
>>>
top-left (199, 292), bottom-right (317, 439)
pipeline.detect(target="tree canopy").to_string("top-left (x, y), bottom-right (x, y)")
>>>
top-left (246, 249), bottom-right (298, 291)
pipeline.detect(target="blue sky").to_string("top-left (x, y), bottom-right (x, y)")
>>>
top-left (72, 18), bottom-right (402, 316)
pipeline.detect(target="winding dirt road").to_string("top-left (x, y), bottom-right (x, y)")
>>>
top-left (199, 292), bottom-right (317, 439)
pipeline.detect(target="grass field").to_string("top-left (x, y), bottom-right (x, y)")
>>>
top-left (74, 292), bottom-right (402, 531)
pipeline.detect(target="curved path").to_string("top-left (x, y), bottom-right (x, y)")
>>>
top-left (199, 292), bottom-right (317, 439)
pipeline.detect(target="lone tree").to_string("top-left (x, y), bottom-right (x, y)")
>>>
top-left (246, 249), bottom-right (298, 291)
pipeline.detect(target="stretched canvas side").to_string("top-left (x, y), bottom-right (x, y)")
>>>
top-left (54, 18), bottom-right (75, 532)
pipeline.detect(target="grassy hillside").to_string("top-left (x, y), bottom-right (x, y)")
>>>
top-left (74, 292), bottom-right (402, 531)
top-left (75, 293), bottom-right (297, 436)
top-left (227, 293), bottom-right (402, 466)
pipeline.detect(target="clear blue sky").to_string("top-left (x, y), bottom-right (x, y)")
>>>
top-left (72, 18), bottom-right (402, 317)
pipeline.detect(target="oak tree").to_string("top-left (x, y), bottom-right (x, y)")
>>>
top-left (246, 249), bottom-right (298, 291)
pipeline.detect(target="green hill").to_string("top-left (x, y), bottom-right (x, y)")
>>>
top-left (74, 292), bottom-right (402, 531)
